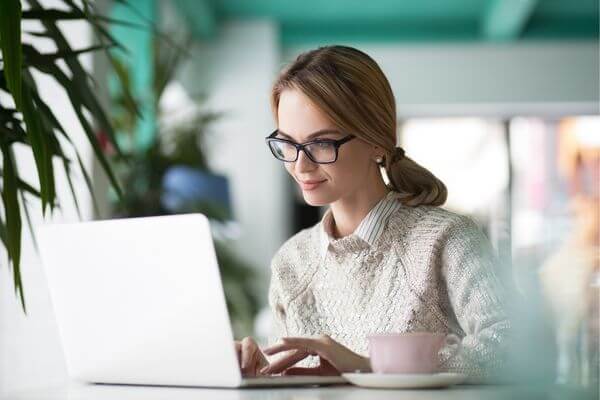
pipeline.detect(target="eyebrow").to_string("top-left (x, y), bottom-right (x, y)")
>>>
top-left (276, 129), bottom-right (342, 141)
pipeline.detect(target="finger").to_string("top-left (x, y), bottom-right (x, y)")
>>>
top-left (234, 342), bottom-right (242, 365)
top-left (257, 351), bottom-right (270, 375)
top-left (240, 339), bottom-right (250, 369)
top-left (251, 347), bottom-right (264, 376)
top-left (264, 337), bottom-right (324, 356)
top-left (263, 343), bottom-right (318, 358)
top-left (241, 338), bottom-right (258, 373)
top-left (261, 350), bottom-right (308, 375)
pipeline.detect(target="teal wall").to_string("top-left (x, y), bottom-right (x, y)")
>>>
top-left (110, 0), bottom-right (156, 152)
top-left (175, 0), bottom-right (599, 46)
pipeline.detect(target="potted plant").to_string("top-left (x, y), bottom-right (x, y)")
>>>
top-left (107, 38), bottom-right (260, 337)
top-left (0, 0), bottom-right (138, 312)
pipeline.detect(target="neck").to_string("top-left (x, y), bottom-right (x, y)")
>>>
top-left (329, 173), bottom-right (389, 239)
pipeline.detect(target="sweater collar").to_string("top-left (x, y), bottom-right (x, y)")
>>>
top-left (319, 191), bottom-right (402, 258)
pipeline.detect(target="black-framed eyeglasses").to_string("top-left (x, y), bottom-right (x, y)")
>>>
top-left (265, 130), bottom-right (355, 164)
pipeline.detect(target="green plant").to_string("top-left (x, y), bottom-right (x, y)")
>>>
top-left (0, 0), bottom-right (144, 312)
top-left (0, 0), bottom-right (258, 334)
top-left (108, 37), bottom-right (260, 337)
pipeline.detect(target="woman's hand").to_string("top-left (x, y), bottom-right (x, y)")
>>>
top-left (234, 337), bottom-right (269, 377)
top-left (260, 335), bottom-right (371, 376)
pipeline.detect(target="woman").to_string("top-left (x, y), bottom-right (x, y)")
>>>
top-left (236, 45), bottom-right (510, 380)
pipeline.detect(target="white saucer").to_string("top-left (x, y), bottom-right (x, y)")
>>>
top-left (342, 372), bottom-right (467, 389)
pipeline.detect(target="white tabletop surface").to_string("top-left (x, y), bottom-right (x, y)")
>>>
top-left (1, 382), bottom-right (596, 400)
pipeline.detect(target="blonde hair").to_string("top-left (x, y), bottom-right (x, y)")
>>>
top-left (270, 45), bottom-right (447, 207)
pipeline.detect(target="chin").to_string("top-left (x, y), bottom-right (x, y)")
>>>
top-left (302, 190), bottom-right (336, 207)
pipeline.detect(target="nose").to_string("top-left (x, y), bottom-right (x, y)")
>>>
top-left (295, 148), bottom-right (317, 173)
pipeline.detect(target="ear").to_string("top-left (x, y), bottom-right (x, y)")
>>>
top-left (370, 144), bottom-right (383, 158)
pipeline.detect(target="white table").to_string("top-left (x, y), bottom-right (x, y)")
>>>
top-left (2, 382), bottom-right (596, 400)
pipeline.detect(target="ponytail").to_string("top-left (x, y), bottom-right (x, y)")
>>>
top-left (384, 148), bottom-right (447, 206)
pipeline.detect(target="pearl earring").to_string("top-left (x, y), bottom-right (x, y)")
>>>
top-left (375, 156), bottom-right (394, 189)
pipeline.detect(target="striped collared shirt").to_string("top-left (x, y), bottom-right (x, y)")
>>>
top-left (320, 191), bottom-right (402, 258)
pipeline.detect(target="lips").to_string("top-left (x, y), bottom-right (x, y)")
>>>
top-left (298, 179), bottom-right (326, 191)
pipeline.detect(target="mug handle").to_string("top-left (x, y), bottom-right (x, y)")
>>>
top-left (441, 333), bottom-right (463, 359)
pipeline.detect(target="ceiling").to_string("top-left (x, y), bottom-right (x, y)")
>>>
top-left (174, 0), bottom-right (599, 46)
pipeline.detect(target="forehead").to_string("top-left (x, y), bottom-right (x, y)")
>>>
top-left (277, 89), bottom-right (338, 141)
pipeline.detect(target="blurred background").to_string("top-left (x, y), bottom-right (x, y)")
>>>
top-left (0, 0), bottom-right (598, 395)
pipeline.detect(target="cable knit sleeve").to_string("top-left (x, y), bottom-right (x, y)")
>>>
top-left (438, 216), bottom-right (511, 381)
top-left (267, 252), bottom-right (288, 347)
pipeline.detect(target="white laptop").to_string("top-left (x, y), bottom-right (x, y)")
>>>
top-left (37, 213), bottom-right (346, 388)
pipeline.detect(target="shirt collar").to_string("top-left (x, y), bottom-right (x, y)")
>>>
top-left (319, 191), bottom-right (402, 259)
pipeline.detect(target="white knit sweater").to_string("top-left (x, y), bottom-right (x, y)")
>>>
top-left (268, 196), bottom-right (510, 379)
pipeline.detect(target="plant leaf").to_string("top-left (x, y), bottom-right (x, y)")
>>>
top-left (0, 0), bottom-right (23, 109)
top-left (26, 87), bottom-right (96, 218)
top-left (20, 80), bottom-right (56, 214)
top-left (22, 45), bottom-right (123, 198)
top-left (19, 191), bottom-right (39, 253)
top-left (0, 214), bottom-right (7, 249)
top-left (106, 52), bottom-right (142, 118)
top-left (0, 143), bottom-right (26, 313)
top-left (21, 8), bottom-right (86, 20)
top-left (28, 0), bottom-right (124, 161)
top-left (74, 151), bottom-right (101, 217)
top-left (22, 44), bottom-right (109, 65)
top-left (61, 158), bottom-right (82, 218)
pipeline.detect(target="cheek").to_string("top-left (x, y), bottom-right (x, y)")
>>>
top-left (283, 163), bottom-right (295, 177)
top-left (333, 166), bottom-right (359, 184)
top-left (320, 160), bottom-right (362, 186)
top-left (333, 151), bottom-right (371, 180)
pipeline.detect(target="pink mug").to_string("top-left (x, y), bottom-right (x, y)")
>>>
top-left (368, 332), bottom-right (462, 374)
